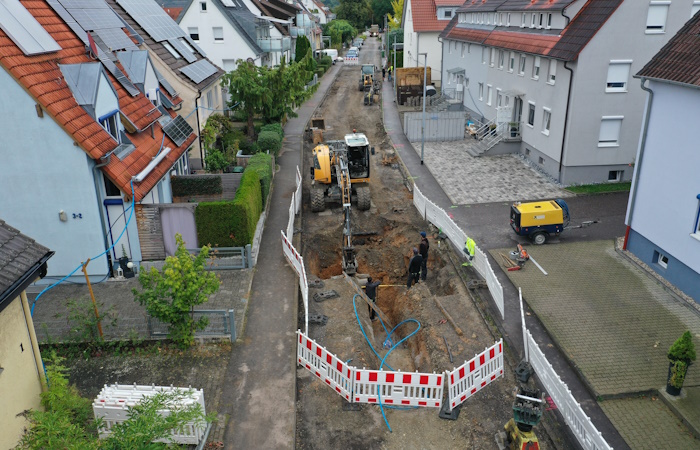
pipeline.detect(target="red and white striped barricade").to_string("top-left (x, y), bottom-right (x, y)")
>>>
top-left (345, 56), bottom-right (359, 65)
top-left (295, 166), bottom-right (302, 214)
top-left (281, 230), bottom-right (309, 332)
top-left (446, 339), bottom-right (503, 411)
top-left (297, 331), bottom-right (354, 401)
top-left (93, 384), bottom-right (206, 444)
top-left (353, 369), bottom-right (443, 408)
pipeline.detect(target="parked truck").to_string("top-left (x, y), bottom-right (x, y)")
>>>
top-left (370, 24), bottom-right (379, 37)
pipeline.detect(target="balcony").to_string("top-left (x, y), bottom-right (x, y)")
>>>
top-left (257, 36), bottom-right (292, 53)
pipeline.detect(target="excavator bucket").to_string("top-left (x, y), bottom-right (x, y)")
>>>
top-left (342, 246), bottom-right (357, 275)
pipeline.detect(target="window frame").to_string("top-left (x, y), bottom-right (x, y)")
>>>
top-left (527, 101), bottom-right (536, 127)
top-left (519, 54), bottom-right (526, 75)
top-left (478, 82), bottom-right (484, 101)
top-left (498, 50), bottom-right (505, 69)
top-left (497, 88), bottom-right (503, 107)
top-left (598, 116), bottom-right (623, 147)
top-left (656, 251), bottom-right (669, 269)
top-left (461, 43), bottom-right (465, 57)
top-left (509, 52), bottom-right (515, 72)
top-left (99, 110), bottom-right (121, 142)
top-left (200, 1), bottom-right (207, 12)
top-left (487, 84), bottom-right (493, 106)
top-left (693, 194), bottom-right (700, 239)
top-left (646, 2), bottom-right (670, 34)
top-left (490, 48), bottom-right (495, 66)
top-left (547, 13), bottom-right (552, 29)
top-left (608, 170), bottom-right (623, 182)
top-left (693, 1), bottom-right (700, 17)
top-left (188, 27), bottom-right (200, 41)
top-left (532, 56), bottom-right (540, 80)
top-left (482, 47), bottom-right (487, 64)
top-left (521, 13), bottom-right (526, 27)
top-left (606, 60), bottom-right (632, 93)
top-left (542, 107), bottom-right (551, 136)
top-left (213, 27), bottom-right (224, 42)
top-left (162, 41), bottom-right (181, 59)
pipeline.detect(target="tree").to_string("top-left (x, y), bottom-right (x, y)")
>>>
top-left (387, 0), bottom-right (403, 29)
top-left (17, 355), bottom-right (210, 450)
top-left (324, 19), bottom-right (357, 46)
top-left (371, 0), bottom-right (392, 28)
top-left (335, 0), bottom-right (372, 31)
top-left (132, 234), bottom-right (220, 349)
top-left (222, 61), bottom-right (269, 138)
top-left (295, 35), bottom-right (311, 63)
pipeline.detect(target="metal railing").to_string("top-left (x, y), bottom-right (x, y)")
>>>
top-left (257, 36), bottom-right (292, 52)
top-left (471, 120), bottom-right (522, 155)
top-left (148, 309), bottom-right (236, 341)
top-left (188, 246), bottom-right (252, 269)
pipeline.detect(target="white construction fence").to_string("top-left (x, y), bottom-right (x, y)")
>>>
top-left (282, 166), bottom-right (309, 333)
top-left (298, 330), bottom-right (503, 413)
top-left (93, 384), bottom-right (206, 445)
top-left (412, 184), bottom-right (504, 319)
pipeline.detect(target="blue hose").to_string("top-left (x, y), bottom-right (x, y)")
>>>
top-left (352, 294), bottom-right (421, 431)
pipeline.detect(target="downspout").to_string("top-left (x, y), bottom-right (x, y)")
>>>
top-left (21, 291), bottom-right (47, 390)
top-left (623, 77), bottom-right (653, 250)
top-left (92, 152), bottom-right (114, 275)
top-left (438, 36), bottom-right (443, 93)
top-left (195, 91), bottom-right (203, 167)
top-left (557, 6), bottom-right (573, 182)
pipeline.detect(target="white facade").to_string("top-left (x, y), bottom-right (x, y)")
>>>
top-left (625, 80), bottom-right (700, 302)
top-left (441, 0), bottom-right (699, 185)
top-left (179, 0), bottom-right (260, 71)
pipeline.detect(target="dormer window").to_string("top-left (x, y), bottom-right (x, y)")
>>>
top-left (521, 13), bottom-right (525, 27)
top-left (547, 13), bottom-right (552, 29)
top-left (445, 10), bottom-right (452, 18)
top-left (147, 88), bottom-right (160, 106)
top-left (99, 110), bottom-right (121, 142)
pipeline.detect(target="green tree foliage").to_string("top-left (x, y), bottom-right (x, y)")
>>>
top-left (133, 235), bottom-right (220, 349)
top-left (336, 0), bottom-right (373, 30)
top-left (221, 61), bottom-right (268, 138)
top-left (295, 35), bottom-right (311, 63)
top-left (204, 148), bottom-right (230, 172)
top-left (668, 330), bottom-right (697, 362)
top-left (371, 0), bottom-right (392, 28)
top-left (325, 19), bottom-right (358, 46)
top-left (17, 356), bottom-right (209, 450)
top-left (387, 0), bottom-right (403, 28)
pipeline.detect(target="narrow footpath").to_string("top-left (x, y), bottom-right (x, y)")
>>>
top-left (379, 77), bottom-right (628, 449)
top-left (218, 65), bottom-right (340, 449)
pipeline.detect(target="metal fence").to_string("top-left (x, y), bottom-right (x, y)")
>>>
top-left (187, 246), bottom-right (252, 269)
top-left (148, 310), bottom-right (236, 341)
top-left (403, 110), bottom-right (466, 142)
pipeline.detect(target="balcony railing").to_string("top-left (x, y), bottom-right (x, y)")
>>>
top-left (258, 36), bottom-right (292, 52)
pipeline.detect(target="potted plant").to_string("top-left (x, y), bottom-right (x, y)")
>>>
top-left (119, 244), bottom-right (135, 279)
top-left (666, 330), bottom-right (696, 395)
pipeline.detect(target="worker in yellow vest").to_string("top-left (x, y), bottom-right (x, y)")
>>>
top-left (462, 237), bottom-right (476, 267)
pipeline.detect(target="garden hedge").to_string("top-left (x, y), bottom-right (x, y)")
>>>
top-left (260, 123), bottom-right (284, 141)
top-left (257, 130), bottom-right (282, 155)
top-left (195, 170), bottom-right (262, 247)
top-left (246, 153), bottom-right (273, 205)
top-left (171, 175), bottom-right (222, 197)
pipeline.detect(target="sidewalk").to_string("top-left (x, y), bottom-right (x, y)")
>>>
top-left (379, 74), bottom-right (630, 449)
top-left (217, 63), bottom-right (340, 449)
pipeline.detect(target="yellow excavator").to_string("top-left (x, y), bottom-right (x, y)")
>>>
top-left (310, 131), bottom-right (373, 274)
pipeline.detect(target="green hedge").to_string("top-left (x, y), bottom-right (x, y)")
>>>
top-left (260, 123), bottom-right (284, 141)
top-left (195, 170), bottom-right (262, 247)
top-left (257, 130), bottom-right (282, 155)
top-left (246, 153), bottom-right (272, 205)
top-left (171, 175), bottom-right (222, 197)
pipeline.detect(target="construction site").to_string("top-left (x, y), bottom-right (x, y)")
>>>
top-left (293, 38), bottom-right (574, 449)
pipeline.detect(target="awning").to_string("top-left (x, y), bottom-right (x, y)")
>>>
top-left (447, 67), bottom-right (465, 74)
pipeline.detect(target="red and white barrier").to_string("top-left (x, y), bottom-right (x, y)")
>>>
top-left (345, 56), bottom-right (359, 65)
top-left (295, 166), bottom-right (302, 215)
top-left (354, 369), bottom-right (443, 408)
top-left (446, 339), bottom-right (503, 411)
top-left (282, 231), bottom-right (309, 332)
top-left (297, 331), bottom-right (353, 401)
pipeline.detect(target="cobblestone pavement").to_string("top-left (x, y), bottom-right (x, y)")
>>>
top-left (600, 396), bottom-right (698, 449)
top-left (409, 141), bottom-right (572, 204)
top-left (493, 240), bottom-right (700, 396)
top-left (28, 269), bottom-right (253, 343)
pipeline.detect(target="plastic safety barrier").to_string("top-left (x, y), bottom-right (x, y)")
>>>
top-left (446, 339), bottom-right (504, 411)
top-left (345, 56), bottom-right (359, 65)
top-left (525, 330), bottom-right (613, 450)
top-left (93, 384), bottom-right (206, 445)
top-left (354, 369), bottom-right (443, 408)
top-left (287, 195), bottom-right (295, 240)
top-left (412, 184), bottom-right (504, 319)
top-left (295, 166), bottom-right (302, 215)
top-left (297, 331), bottom-right (354, 401)
top-left (282, 231), bottom-right (308, 332)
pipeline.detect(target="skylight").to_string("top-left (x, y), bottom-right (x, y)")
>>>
top-left (0, 0), bottom-right (61, 55)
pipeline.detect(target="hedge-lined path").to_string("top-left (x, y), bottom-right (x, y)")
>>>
top-left (218, 63), bottom-right (341, 449)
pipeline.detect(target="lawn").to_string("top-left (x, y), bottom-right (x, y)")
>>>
top-left (566, 182), bottom-right (631, 194)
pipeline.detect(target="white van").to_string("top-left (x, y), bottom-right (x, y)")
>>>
top-left (323, 49), bottom-right (338, 64)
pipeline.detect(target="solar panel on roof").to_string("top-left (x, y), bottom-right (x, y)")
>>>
top-left (116, 0), bottom-right (187, 42)
top-left (155, 68), bottom-right (177, 96)
top-left (184, 35), bottom-right (206, 57)
top-left (163, 116), bottom-right (193, 147)
top-left (59, 0), bottom-right (109, 9)
top-left (0, 0), bottom-right (62, 55)
top-left (95, 28), bottom-right (138, 52)
top-left (68, 8), bottom-right (125, 30)
top-left (167, 38), bottom-right (196, 63)
top-left (179, 59), bottom-right (218, 84)
top-left (46, 0), bottom-right (88, 42)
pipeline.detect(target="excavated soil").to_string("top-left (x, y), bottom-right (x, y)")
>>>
top-left (296, 39), bottom-right (571, 449)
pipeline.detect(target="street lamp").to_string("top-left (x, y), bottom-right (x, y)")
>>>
top-left (420, 53), bottom-right (427, 165)
top-left (393, 34), bottom-right (397, 91)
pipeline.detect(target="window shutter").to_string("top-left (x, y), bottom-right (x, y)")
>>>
top-left (647, 4), bottom-right (669, 29)
top-left (607, 63), bottom-right (630, 88)
top-left (599, 119), bottom-right (622, 143)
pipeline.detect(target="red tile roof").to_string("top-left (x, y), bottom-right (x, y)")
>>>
top-left (0, 0), bottom-right (193, 201)
top-left (434, 0), bottom-right (462, 7)
top-left (637, 11), bottom-right (700, 87)
top-left (442, 0), bottom-right (623, 61)
top-left (164, 7), bottom-right (182, 22)
top-left (410, 0), bottom-right (458, 33)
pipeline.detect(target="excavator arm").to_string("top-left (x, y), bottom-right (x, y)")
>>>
top-left (336, 157), bottom-right (357, 275)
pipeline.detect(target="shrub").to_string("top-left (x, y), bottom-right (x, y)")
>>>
top-left (239, 138), bottom-right (259, 155)
top-left (668, 330), bottom-right (697, 362)
top-left (204, 149), bottom-right (230, 172)
top-left (315, 67), bottom-right (326, 78)
top-left (257, 130), bottom-right (282, 155)
top-left (171, 175), bottom-right (223, 197)
top-left (260, 122), bottom-right (284, 141)
top-left (246, 153), bottom-right (273, 205)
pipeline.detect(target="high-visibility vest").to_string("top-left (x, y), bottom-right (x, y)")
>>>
top-left (465, 238), bottom-right (475, 257)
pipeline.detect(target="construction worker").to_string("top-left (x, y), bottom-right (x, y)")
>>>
top-left (382, 66), bottom-right (386, 80)
top-left (407, 248), bottom-right (422, 288)
top-left (462, 237), bottom-right (476, 267)
top-left (364, 276), bottom-right (382, 320)
top-left (419, 231), bottom-right (429, 280)
top-left (388, 65), bottom-right (393, 82)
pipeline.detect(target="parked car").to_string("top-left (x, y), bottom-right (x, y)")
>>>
top-left (349, 46), bottom-right (359, 54)
top-left (346, 50), bottom-right (358, 59)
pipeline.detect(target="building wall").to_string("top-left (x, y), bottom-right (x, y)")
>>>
top-left (627, 80), bottom-right (700, 300)
top-left (563, 0), bottom-right (697, 184)
top-left (407, 31), bottom-right (442, 83)
top-left (0, 67), bottom-right (109, 278)
top-left (0, 297), bottom-right (43, 450)
top-left (403, 0), bottom-right (415, 69)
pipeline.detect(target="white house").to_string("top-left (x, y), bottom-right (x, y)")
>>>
top-left (402, 0), bottom-right (463, 85)
top-left (439, 0), bottom-right (699, 185)
top-left (625, 12), bottom-right (700, 303)
top-left (0, 0), bottom-right (196, 280)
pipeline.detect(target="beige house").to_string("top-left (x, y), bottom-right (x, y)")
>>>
top-left (0, 220), bottom-right (53, 449)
